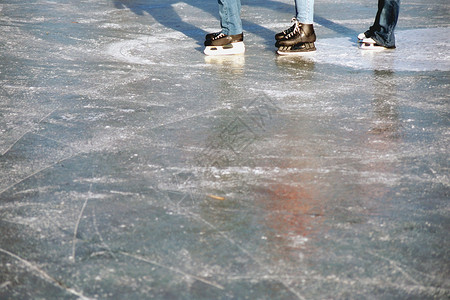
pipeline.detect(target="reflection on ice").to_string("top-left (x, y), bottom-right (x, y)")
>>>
top-left (204, 55), bottom-right (245, 74)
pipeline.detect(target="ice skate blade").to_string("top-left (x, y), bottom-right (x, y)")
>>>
top-left (358, 38), bottom-right (387, 51)
top-left (358, 43), bottom-right (387, 50)
top-left (276, 42), bottom-right (316, 56)
top-left (277, 49), bottom-right (316, 56)
top-left (204, 42), bottom-right (245, 56)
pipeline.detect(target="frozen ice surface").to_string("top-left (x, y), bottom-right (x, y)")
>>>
top-left (0, 0), bottom-right (449, 299)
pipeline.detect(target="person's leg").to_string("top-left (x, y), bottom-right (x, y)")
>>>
top-left (366, 0), bottom-right (400, 48)
top-left (274, 0), bottom-right (316, 54)
top-left (217, 0), bottom-right (243, 35)
top-left (275, 0), bottom-right (315, 46)
top-left (204, 0), bottom-right (244, 55)
top-left (295, 0), bottom-right (314, 24)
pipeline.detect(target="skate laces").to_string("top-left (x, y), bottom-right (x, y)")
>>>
top-left (284, 18), bottom-right (301, 39)
top-left (212, 32), bottom-right (226, 40)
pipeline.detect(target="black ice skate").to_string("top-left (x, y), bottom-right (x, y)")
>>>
top-left (275, 21), bottom-right (316, 55)
top-left (275, 22), bottom-right (316, 46)
top-left (204, 32), bottom-right (245, 56)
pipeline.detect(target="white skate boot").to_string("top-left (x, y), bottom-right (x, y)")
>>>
top-left (357, 32), bottom-right (366, 43)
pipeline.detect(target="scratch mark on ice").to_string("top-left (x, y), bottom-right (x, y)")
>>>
top-left (92, 206), bottom-right (118, 261)
top-left (71, 184), bottom-right (91, 263)
top-left (161, 190), bottom-right (305, 300)
top-left (1, 109), bottom-right (57, 156)
top-left (0, 281), bottom-right (11, 290)
top-left (119, 251), bottom-right (225, 290)
top-left (0, 153), bottom-right (80, 197)
top-left (149, 107), bottom-right (222, 130)
top-left (367, 250), bottom-right (422, 286)
top-left (0, 247), bottom-right (93, 300)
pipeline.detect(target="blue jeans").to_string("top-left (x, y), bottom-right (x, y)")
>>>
top-left (295, 0), bottom-right (314, 24)
top-left (367, 0), bottom-right (400, 48)
top-left (218, 0), bottom-right (242, 35)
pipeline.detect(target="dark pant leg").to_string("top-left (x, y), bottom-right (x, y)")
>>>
top-left (367, 0), bottom-right (400, 48)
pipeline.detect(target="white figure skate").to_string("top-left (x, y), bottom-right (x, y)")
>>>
top-left (358, 33), bottom-right (385, 50)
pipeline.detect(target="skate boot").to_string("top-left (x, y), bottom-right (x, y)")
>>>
top-left (204, 32), bottom-right (245, 56)
top-left (275, 22), bottom-right (316, 55)
top-left (357, 30), bottom-right (394, 50)
top-left (357, 32), bottom-right (368, 43)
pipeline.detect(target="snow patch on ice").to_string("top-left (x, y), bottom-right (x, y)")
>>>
top-left (100, 23), bottom-right (122, 29)
top-left (315, 28), bottom-right (450, 72)
top-left (106, 36), bottom-right (157, 65)
top-left (289, 235), bottom-right (309, 247)
top-left (106, 33), bottom-right (192, 66)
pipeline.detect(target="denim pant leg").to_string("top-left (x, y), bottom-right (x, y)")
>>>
top-left (369, 0), bottom-right (400, 48)
top-left (218, 0), bottom-right (242, 35)
top-left (295, 0), bottom-right (314, 24)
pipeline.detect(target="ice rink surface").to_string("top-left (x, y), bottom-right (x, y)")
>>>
top-left (0, 0), bottom-right (449, 299)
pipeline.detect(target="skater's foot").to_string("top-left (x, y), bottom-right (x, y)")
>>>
top-left (275, 23), bottom-right (316, 47)
top-left (359, 37), bottom-right (387, 50)
top-left (277, 42), bottom-right (316, 55)
top-left (357, 32), bottom-right (395, 49)
top-left (204, 32), bottom-right (244, 47)
top-left (204, 32), bottom-right (245, 56)
top-left (359, 38), bottom-right (395, 50)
